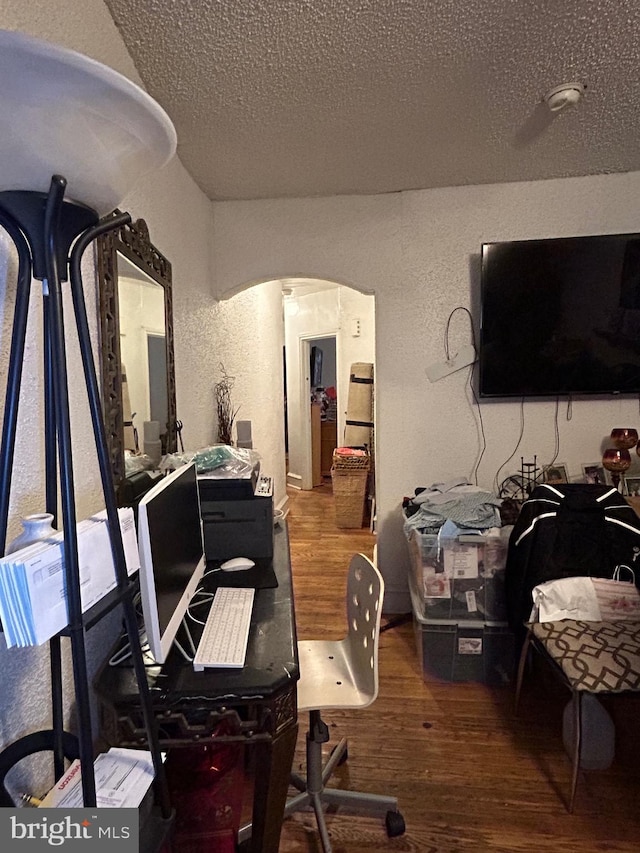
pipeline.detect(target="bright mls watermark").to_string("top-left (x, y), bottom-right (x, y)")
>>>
top-left (0, 809), bottom-right (139, 851)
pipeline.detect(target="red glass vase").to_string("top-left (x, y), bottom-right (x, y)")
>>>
top-left (610, 428), bottom-right (638, 450)
top-left (602, 447), bottom-right (631, 491)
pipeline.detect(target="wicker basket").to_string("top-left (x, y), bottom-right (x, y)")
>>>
top-left (332, 449), bottom-right (371, 471)
top-left (331, 467), bottom-right (369, 528)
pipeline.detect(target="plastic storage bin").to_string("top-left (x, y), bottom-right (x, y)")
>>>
top-left (410, 578), bottom-right (515, 685)
top-left (408, 531), bottom-right (508, 622)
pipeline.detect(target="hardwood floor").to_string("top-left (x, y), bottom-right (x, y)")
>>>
top-left (278, 482), bottom-right (640, 852)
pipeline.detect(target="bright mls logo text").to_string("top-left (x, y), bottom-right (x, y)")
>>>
top-left (10, 814), bottom-right (132, 846)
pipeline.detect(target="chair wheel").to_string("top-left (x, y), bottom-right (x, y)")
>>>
top-left (385, 809), bottom-right (406, 837)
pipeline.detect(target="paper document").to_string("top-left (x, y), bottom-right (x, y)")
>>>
top-left (443, 543), bottom-right (479, 580)
top-left (0, 508), bottom-right (139, 647)
top-left (39, 747), bottom-right (155, 809)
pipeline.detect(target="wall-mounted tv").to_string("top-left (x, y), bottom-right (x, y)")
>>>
top-left (478, 232), bottom-right (640, 398)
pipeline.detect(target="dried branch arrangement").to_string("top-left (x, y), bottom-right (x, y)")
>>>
top-left (214, 363), bottom-right (240, 445)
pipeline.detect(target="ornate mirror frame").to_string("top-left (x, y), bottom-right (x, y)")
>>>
top-left (96, 215), bottom-right (177, 503)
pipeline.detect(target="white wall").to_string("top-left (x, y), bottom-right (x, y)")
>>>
top-left (213, 283), bottom-right (287, 509)
top-left (0, 2), bottom-right (215, 790)
top-left (211, 172), bottom-right (640, 612)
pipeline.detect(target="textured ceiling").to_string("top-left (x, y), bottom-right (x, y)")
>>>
top-left (104, 0), bottom-right (640, 202)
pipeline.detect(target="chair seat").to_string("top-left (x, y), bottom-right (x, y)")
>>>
top-left (297, 638), bottom-right (376, 713)
top-left (530, 619), bottom-right (640, 693)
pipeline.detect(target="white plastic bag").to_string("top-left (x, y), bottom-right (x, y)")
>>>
top-left (532, 566), bottom-right (640, 622)
top-left (532, 576), bottom-right (601, 622)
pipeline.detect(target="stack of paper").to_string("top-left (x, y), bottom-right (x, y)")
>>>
top-left (0, 508), bottom-right (139, 647)
top-left (39, 747), bottom-right (155, 808)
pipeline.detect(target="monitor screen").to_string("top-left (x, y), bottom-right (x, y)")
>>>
top-left (478, 232), bottom-right (640, 397)
top-left (137, 462), bottom-right (205, 663)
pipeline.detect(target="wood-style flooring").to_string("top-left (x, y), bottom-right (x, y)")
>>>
top-left (278, 481), bottom-right (640, 853)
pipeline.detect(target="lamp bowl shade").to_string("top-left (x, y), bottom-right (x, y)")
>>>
top-left (0, 30), bottom-right (177, 215)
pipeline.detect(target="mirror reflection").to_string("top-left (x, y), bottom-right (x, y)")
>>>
top-left (97, 216), bottom-right (177, 505)
top-left (117, 254), bottom-right (168, 459)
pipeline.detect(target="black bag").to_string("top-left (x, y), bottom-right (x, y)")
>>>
top-left (505, 483), bottom-right (640, 632)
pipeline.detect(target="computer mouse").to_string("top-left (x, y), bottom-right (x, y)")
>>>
top-left (220, 556), bottom-right (255, 572)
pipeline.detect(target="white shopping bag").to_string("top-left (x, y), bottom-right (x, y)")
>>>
top-left (531, 576), bottom-right (601, 622)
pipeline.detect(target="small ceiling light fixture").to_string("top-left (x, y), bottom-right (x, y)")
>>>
top-left (543, 82), bottom-right (586, 113)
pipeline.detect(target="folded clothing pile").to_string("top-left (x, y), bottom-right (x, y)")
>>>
top-left (403, 477), bottom-right (503, 539)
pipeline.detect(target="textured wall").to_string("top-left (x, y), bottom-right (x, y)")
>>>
top-left (212, 170), bottom-right (640, 611)
top-left (212, 281), bottom-right (286, 504)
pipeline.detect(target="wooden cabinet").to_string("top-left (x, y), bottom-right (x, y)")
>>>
top-left (320, 420), bottom-right (337, 477)
top-left (311, 406), bottom-right (338, 484)
top-left (311, 403), bottom-right (322, 487)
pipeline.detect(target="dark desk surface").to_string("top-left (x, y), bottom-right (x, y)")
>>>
top-left (95, 522), bottom-right (299, 736)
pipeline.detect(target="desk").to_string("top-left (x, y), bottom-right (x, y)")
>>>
top-left (94, 523), bottom-right (299, 853)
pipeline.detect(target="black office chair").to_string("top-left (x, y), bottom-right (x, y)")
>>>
top-left (284, 553), bottom-right (405, 852)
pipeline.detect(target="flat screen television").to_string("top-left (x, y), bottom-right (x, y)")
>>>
top-left (478, 232), bottom-right (640, 397)
top-left (137, 462), bottom-right (206, 663)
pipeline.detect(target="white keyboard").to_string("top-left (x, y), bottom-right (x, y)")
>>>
top-left (193, 586), bottom-right (255, 670)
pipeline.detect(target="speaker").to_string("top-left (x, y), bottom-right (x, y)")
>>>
top-left (236, 420), bottom-right (253, 449)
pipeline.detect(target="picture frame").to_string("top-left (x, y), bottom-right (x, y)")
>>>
top-left (542, 463), bottom-right (568, 484)
top-left (582, 463), bottom-right (606, 485)
top-left (625, 476), bottom-right (640, 497)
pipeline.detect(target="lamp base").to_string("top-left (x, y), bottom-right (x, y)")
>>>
top-left (0, 184), bottom-right (97, 281)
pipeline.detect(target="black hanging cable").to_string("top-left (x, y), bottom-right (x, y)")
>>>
top-left (547, 396), bottom-right (561, 467)
top-left (468, 359), bottom-right (487, 485)
top-left (443, 306), bottom-right (472, 360)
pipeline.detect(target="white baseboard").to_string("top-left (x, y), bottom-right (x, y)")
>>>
top-left (286, 471), bottom-right (303, 490)
top-left (276, 493), bottom-right (290, 516)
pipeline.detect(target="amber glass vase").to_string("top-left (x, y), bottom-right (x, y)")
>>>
top-left (610, 428), bottom-right (638, 450)
top-left (602, 447), bottom-right (631, 491)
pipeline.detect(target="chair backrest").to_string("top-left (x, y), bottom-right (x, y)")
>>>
top-left (345, 553), bottom-right (384, 706)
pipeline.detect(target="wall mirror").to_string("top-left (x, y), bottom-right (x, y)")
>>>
top-left (96, 216), bottom-right (177, 503)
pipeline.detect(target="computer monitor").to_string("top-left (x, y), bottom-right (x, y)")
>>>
top-left (137, 462), bottom-right (206, 663)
